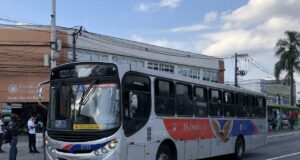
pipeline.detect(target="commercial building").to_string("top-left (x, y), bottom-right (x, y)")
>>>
top-left (230, 79), bottom-right (296, 105)
top-left (0, 24), bottom-right (224, 120)
top-left (0, 25), bottom-right (69, 124)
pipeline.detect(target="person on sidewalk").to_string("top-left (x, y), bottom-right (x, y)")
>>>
top-left (0, 113), bottom-right (5, 153)
top-left (290, 112), bottom-right (298, 130)
top-left (27, 115), bottom-right (39, 153)
top-left (8, 114), bottom-right (19, 160)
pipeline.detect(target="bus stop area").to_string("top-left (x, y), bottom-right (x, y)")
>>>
top-left (268, 104), bottom-right (300, 131)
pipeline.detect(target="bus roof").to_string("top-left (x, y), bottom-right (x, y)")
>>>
top-left (52, 62), bottom-right (265, 97)
top-left (127, 64), bottom-right (266, 97)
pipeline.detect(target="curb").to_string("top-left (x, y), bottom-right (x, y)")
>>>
top-left (267, 131), bottom-right (300, 140)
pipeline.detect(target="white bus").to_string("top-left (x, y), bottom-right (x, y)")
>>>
top-left (38, 62), bottom-right (267, 160)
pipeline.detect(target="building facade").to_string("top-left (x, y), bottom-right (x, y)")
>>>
top-left (0, 25), bottom-right (69, 121)
top-left (233, 79), bottom-right (296, 105)
top-left (0, 25), bottom-right (224, 119)
top-left (69, 31), bottom-right (224, 83)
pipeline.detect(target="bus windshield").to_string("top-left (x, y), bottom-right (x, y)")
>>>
top-left (48, 82), bottom-right (120, 131)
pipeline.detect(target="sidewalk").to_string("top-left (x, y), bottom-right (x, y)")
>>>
top-left (0, 136), bottom-right (44, 160)
top-left (267, 129), bottom-right (300, 138)
top-left (266, 128), bottom-right (300, 144)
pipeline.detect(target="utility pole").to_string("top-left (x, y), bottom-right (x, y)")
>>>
top-left (50, 0), bottom-right (57, 68)
top-left (234, 53), bottom-right (248, 87)
top-left (235, 53), bottom-right (238, 87)
top-left (72, 26), bottom-right (83, 62)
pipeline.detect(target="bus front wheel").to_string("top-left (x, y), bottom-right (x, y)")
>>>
top-left (156, 144), bottom-right (172, 160)
top-left (234, 137), bottom-right (245, 160)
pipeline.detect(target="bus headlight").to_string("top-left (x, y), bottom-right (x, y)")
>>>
top-left (101, 147), bottom-right (108, 154)
top-left (45, 139), bottom-right (48, 145)
top-left (108, 139), bottom-right (118, 149)
top-left (98, 138), bottom-right (119, 155)
top-left (94, 150), bottom-right (100, 156)
top-left (47, 146), bottom-right (55, 153)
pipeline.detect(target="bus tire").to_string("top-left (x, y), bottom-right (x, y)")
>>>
top-left (233, 137), bottom-right (245, 160)
top-left (156, 144), bottom-right (173, 160)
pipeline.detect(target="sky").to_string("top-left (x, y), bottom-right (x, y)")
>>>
top-left (1, 0), bottom-right (300, 95)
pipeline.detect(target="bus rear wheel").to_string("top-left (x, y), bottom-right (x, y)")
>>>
top-left (233, 137), bottom-right (245, 160)
top-left (156, 144), bottom-right (172, 160)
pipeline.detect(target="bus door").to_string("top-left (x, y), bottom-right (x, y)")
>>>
top-left (122, 73), bottom-right (151, 160)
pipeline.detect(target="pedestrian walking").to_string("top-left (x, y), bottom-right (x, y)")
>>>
top-left (27, 115), bottom-right (39, 153)
top-left (8, 114), bottom-right (19, 160)
top-left (0, 113), bottom-right (5, 153)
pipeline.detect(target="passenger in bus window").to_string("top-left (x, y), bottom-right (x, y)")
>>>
top-left (217, 109), bottom-right (221, 117)
top-left (157, 101), bottom-right (166, 115)
top-left (226, 111), bottom-right (231, 117)
top-left (198, 109), bottom-right (205, 117)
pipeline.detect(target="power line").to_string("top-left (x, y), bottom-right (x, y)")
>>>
top-left (1, 21), bottom-right (228, 60)
top-left (248, 55), bottom-right (275, 78)
top-left (79, 34), bottom-right (230, 60)
top-left (0, 23), bottom-right (75, 36)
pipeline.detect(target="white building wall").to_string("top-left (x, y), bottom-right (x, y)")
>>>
top-left (67, 30), bottom-right (223, 83)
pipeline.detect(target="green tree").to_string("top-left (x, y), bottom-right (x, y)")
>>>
top-left (274, 31), bottom-right (300, 105)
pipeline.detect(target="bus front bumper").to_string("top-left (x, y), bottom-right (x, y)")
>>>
top-left (45, 147), bottom-right (122, 160)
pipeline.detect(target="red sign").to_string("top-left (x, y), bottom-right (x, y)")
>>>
top-left (163, 118), bottom-right (213, 140)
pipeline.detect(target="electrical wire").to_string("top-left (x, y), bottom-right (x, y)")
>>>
top-left (0, 23), bottom-right (74, 36)
top-left (248, 56), bottom-right (275, 78)
top-left (0, 16), bottom-right (228, 60)
top-left (80, 32), bottom-right (231, 60)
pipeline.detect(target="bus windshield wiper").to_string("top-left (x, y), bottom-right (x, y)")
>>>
top-left (77, 80), bottom-right (97, 117)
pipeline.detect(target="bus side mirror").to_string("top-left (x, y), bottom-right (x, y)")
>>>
top-left (37, 80), bottom-right (50, 110)
top-left (129, 91), bottom-right (138, 119)
top-left (37, 86), bottom-right (44, 99)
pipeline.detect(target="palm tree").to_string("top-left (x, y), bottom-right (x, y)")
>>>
top-left (274, 31), bottom-right (300, 106)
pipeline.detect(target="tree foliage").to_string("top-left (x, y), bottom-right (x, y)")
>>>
top-left (274, 31), bottom-right (300, 105)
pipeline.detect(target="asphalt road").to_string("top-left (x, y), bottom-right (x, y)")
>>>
top-left (1, 133), bottom-right (300, 160)
top-left (203, 134), bottom-right (300, 160)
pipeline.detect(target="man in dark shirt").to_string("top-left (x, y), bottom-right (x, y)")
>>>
top-left (8, 114), bottom-right (19, 160)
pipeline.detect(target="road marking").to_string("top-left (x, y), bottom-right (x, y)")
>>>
top-left (266, 151), bottom-right (300, 160)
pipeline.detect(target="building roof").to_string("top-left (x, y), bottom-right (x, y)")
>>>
top-left (0, 24), bottom-right (223, 70)
top-left (0, 24), bottom-right (221, 60)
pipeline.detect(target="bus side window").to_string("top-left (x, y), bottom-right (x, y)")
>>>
top-left (194, 87), bottom-right (208, 117)
top-left (155, 79), bottom-right (175, 116)
top-left (209, 89), bottom-right (222, 117)
top-left (123, 74), bottom-right (151, 136)
top-left (256, 97), bottom-right (266, 118)
top-left (176, 83), bottom-right (193, 117)
top-left (236, 93), bottom-right (246, 118)
top-left (223, 91), bottom-right (234, 117)
top-left (247, 95), bottom-right (255, 118)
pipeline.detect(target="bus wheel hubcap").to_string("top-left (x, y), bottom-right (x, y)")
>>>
top-left (158, 153), bottom-right (169, 160)
top-left (237, 141), bottom-right (243, 157)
